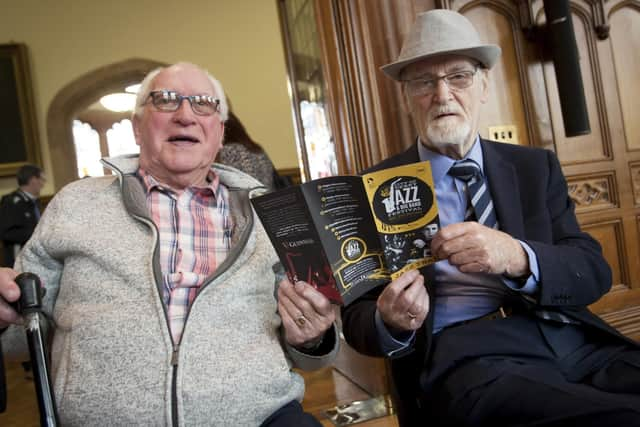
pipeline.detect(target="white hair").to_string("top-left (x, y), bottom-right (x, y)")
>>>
top-left (133, 62), bottom-right (229, 121)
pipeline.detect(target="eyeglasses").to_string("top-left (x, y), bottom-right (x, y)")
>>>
top-left (144, 90), bottom-right (220, 116)
top-left (403, 66), bottom-right (480, 96)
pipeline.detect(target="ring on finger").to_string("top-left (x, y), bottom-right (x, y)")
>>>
top-left (296, 315), bottom-right (307, 327)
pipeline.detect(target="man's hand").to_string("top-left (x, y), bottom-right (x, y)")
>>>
top-left (431, 222), bottom-right (529, 277)
top-left (277, 278), bottom-right (336, 348)
top-left (0, 267), bottom-right (21, 329)
top-left (377, 269), bottom-right (428, 333)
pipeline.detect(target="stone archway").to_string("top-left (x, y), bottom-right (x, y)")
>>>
top-left (46, 58), bottom-right (166, 190)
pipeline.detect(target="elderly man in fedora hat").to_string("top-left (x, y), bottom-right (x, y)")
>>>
top-left (342, 9), bottom-right (640, 427)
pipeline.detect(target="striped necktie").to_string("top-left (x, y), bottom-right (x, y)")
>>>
top-left (448, 159), bottom-right (498, 229)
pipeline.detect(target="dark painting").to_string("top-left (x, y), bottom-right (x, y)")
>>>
top-left (0, 44), bottom-right (40, 177)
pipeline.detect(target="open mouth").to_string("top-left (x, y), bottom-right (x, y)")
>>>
top-left (433, 113), bottom-right (456, 120)
top-left (168, 134), bottom-right (200, 144)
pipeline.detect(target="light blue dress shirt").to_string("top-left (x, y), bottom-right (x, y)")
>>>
top-left (375, 137), bottom-right (541, 355)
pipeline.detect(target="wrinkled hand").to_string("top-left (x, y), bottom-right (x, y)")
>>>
top-left (278, 278), bottom-right (336, 348)
top-left (377, 269), bottom-right (428, 333)
top-left (431, 222), bottom-right (528, 277)
top-left (0, 267), bottom-right (22, 329)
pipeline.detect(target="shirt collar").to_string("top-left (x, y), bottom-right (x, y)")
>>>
top-left (18, 189), bottom-right (37, 201)
top-left (417, 135), bottom-right (483, 183)
top-left (137, 167), bottom-right (221, 199)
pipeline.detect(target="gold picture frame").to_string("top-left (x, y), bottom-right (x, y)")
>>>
top-left (0, 43), bottom-right (41, 177)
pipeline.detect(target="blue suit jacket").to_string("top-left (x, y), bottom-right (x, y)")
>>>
top-left (341, 139), bottom-right (634, 424)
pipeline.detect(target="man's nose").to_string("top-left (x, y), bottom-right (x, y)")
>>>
top-left (172, 99), bottom-right (197, 124)
top-left (432, 78), bottom-right (453, 102)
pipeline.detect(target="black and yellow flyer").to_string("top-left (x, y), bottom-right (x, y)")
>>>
top-left (251, 161), bottom-right (439, 306)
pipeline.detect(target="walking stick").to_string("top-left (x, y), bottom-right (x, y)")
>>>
top-left (14, 272), bottom-right (59, 427)
top-left (0, 340), bottom-right (6, 413)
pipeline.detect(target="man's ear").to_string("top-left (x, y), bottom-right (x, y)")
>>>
top-left (479, 69), bottom-right (490, 104)
top-left (132, 114), bottom-right (142, 146)
top-left (401, 84), bottom-right (414, 114)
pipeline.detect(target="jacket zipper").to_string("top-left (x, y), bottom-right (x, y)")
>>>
top-left (132, 214), bottom-right (180, 426)
top-left (171, 345), bottom-right (179, 427)
top-left (133, 189), bottom-right (254, 427)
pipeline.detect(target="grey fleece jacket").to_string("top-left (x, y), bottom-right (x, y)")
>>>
top-left (3, 155), bottom-right (338, 426)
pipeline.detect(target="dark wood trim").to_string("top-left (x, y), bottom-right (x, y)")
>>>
top-left (314, 0), bottom-right (419, 174)
top-left (599, 305), bottom-right (640, 341)
top-left (276, 0), bottom-right (313, 182)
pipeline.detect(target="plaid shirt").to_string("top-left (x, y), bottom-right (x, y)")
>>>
top-left (139, 168), bottom-right (233, 343)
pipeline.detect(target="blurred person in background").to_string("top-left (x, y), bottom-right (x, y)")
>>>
top-left (0, 164), bottom-right (45, 267)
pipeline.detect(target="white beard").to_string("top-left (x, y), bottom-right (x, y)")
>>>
top-left (425, 118), bottom-right (471, 149)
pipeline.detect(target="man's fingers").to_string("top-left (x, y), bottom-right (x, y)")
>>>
top-left (279, 284), bottom-right (335, 348)
top-left (431, 222), bottom-right (470, 254)
top-left (433, 232), bottom-right (480, 260)
top-left (293, 281), bottom-right (333, 316)
top-left (378, 269), bottom-right (427, 328)
top-left (278, 290), bottom-right (302, 321)
top-left (382, 269), bottom-right (421, 299)
top-left (0, 268), bottom-right (20, 303)
top-left (401, 274), bottom-right (425, 307)
top-left (279, 279), bottom-right (334, 329)
top-left (458, 261), bottom-right (492, 274)
top-left (0, 268), bottom-right (22, 327)
top-left (448, 248), bottom-right (488, 268)
top-left (432, 223), bottom-right (500, 262)
top-left (0, 300), bottom-right (21, 328)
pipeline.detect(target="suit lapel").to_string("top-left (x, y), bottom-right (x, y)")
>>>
top-left (480, 140), bottom-right (526, 239)
top-left (392, 144), bottom-right (420, 167)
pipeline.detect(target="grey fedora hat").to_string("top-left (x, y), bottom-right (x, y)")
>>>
top-left (381, 9), bottom-right (501, 81)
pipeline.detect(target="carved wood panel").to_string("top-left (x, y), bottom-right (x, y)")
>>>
top-left (582, 219), bottom-right (628, 291)
top-left (567, 172), bottom-right (618, 213)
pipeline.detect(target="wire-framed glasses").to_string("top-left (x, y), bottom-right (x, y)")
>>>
top-left (403, 66), bottom-right (480, 96)
top-left (144, 90), bottom-right (220, 116)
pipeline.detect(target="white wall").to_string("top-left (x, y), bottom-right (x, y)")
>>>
top-left (0, 0), bottom-right (298, 195)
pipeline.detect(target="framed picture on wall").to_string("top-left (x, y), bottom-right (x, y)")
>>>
top-left (0, 43), bottom-right (41, 177)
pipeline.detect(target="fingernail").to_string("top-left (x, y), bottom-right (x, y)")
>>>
top-left (7, 286), bottom-right (19, 300)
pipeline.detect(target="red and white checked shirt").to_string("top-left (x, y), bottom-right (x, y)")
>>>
top-left (138, 168), bottom-right (233, 343)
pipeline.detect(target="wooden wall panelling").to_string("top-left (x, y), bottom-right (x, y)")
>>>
top-left (461, 2), bottom-right (534, 148)
top-left (609, 3), bottom-right (640, 153)
top-left (311, 0), bottom-right (640, 335)
top-left (608, 4), bottom-right (640, 322)
top-left (314, 0), bottom-right (421, 174)
top-left (583, 219), bottom-right (628, 293)
top-left (587, 216), bottom-right (640, 307)
top-left (567, 171), bottom-right (618, 214)
top-left (555, 2), bottom-right (640, 336)
top-left (542, 3), bottom-right (612, 165)
top-left (313, 0), bottom-right (351, 175)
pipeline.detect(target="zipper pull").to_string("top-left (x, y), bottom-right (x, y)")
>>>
top-left (171, 345), bottom-right (179, 366)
